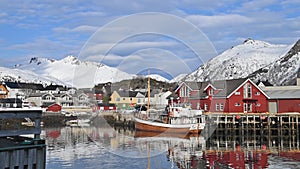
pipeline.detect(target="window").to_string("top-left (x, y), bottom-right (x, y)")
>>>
top-left (180, 85), bottom-right (190, 97)
top-left (256, 103), bottom-right (261, 107)
top-left (197, 103), bottom-right (200, 110)
top-left (243, 83), bottom-right (252, 98)
top-left (122, 98), bottom-right (125, 101)
top-left (255, 92), bottom-right (260, 96)
top-left (216, 103), bottom-right (220, 111)
top-left (235, 103), bottom-right (241, 107)
top-left (204, 103), bottom-right (208, 111)
top-left (209, 88), bottom-right (214, 96)
top-left (45, 95), bottom-right (52, 100)
top-left (244, 103), bottom-right (252, 112)
top-left (247, 103), bottom-right (252, 112)
top-left (235, 92), bottom-right (240, 95)
top-left (220, 103), bottom-right (224, 111)
top-left (116, 98), bottom-right (120, 102)
top-left (6, 103), bottom-right (10, 107)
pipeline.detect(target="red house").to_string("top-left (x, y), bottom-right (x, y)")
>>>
top-left (46, 103), bottom-right (62, 112)
top-left (97, 103), bottom-right (116, 111)
top-left (175, 78), bottom-right (269, 113)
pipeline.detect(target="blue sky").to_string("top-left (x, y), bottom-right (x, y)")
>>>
top-left (0, 0), bottom-right (300, 78)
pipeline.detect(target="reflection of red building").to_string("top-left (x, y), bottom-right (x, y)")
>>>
top-left (279, 151), bottom-right (300, 161)
top-left (47, 130), bottom-right (61, 139)
top-left (203, 149), bottom-right (268, 169)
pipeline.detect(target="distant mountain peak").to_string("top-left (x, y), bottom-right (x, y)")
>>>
top-left (29, 57), bottom-right (55, 65)
top-left (17, 56), bottom-right (136, 88)
top-left (61, 55), bottom-right (80, 64)
top-left (243, 38), bottom-right (271, 46)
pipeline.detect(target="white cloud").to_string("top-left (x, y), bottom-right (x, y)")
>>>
top-left (54, 25), bottom-right (99, 33)
top-left (186, 14), bottom-right (252, 28)
top-left (237, 0), bottom-right (279, 12)
top-left (0, 0), bottom-right (299, 74)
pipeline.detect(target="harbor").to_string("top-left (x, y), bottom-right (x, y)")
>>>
top-left (91, 111), bottom-right (300, 134)
top-left (44, 118), bottom-right (300, 169)
top-left (0, 108), bottom-right (300, 169)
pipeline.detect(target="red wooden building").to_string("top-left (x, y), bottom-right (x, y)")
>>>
top-left (262, 86), bottom-right (300, 114)
top-left (46, 103), bottom-right (62, 112)
top-left (96, 103), bottom-right (116, 111)
top-left (175, 78), bottom-right (269, 113)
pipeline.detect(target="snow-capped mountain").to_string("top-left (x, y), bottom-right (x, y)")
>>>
top-left (0, 66), bottom-right (67, 86)
top-left (148, 74), bottom-right (169, 82)
top-left (249, 39), bottom-right (300, 86)
top-left (17, 56), bottom-right (136, 88)
top-left (185, 39), bottom-right (292, 82)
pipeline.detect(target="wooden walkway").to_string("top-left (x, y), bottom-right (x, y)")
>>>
top-left (0, 108), bottom-right (46, 169)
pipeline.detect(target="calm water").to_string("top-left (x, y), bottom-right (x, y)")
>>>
top-left (44, 124), bottom-right (300, 169)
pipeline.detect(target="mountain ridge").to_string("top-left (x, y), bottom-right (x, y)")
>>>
top-left (183, 39), bottom-right (294, 84)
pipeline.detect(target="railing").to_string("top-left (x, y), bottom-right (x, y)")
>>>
top-left (0, 108), bottom-right (43, 138)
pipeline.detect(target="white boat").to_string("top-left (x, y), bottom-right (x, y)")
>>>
top-left (134, 105), bottom-right (205, 134)
top-left (66, 119), bottom-right (90, 127)
top-left (134, 73), bottom-right (205, 134)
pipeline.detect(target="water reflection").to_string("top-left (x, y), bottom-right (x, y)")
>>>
top-left (44, 125), bottom-right (300, 169)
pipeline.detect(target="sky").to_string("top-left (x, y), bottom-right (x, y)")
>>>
top-left (0, 0), bottom-right (300, 79)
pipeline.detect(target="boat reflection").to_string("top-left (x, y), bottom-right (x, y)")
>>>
top-left (134, 130), bottom-right (206, 168)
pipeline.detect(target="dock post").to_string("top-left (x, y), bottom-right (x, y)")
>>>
top-left (297, 116), bottom-right (299, 149)
top-left (34, 117), bottom-right (41, 141)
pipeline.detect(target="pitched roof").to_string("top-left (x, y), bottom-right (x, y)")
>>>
top-left (5, 81), bottom-right (44, 90)
top-left (43, 85), bottom-right (67, 91)
top-left (188, 78), bottom-right (248, 99)
top-left (116, 90), bottom-right (139, 97)
top-left (175, 81), bottom-right (203, 92)
top-left (256, 80), bottom-right (273, 87)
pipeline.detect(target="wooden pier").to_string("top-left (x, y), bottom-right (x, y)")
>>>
top-left (204, 113), bottom-right (300, 140)
top-left (0, 108), bottom-right (46, 169)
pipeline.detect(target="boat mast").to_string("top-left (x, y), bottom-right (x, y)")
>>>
top-left (147, 69), bottom-right (150, 111)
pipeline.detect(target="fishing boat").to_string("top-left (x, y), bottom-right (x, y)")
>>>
top-left (134, 105), bottom-right (205, 134)
top-left (134, 73), bottom-right (205, 134)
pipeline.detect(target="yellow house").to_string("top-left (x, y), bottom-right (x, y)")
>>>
top-left (0, 84), bottom-right (8, 99)
top-left (110, 90), bottom-right (145, 109)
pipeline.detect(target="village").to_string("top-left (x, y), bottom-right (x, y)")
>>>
top-left (0, 70), bottom-right (300, 115)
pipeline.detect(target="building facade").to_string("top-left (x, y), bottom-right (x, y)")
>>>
top-left (176, 79), bottom-right (269, 113)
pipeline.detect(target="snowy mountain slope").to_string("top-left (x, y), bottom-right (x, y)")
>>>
top-left (249, 39), bottom-right (300, 86)
top-left (18, 56), bottom-right (136, 88)
top-left (148, 74), bottom-right (169, 82)
top-left (0, 66), bottom-right (68, 86)
top-left (170, 73), bottom-right (188, 83)
top-left (185, 39), bottom-right (292, 82)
